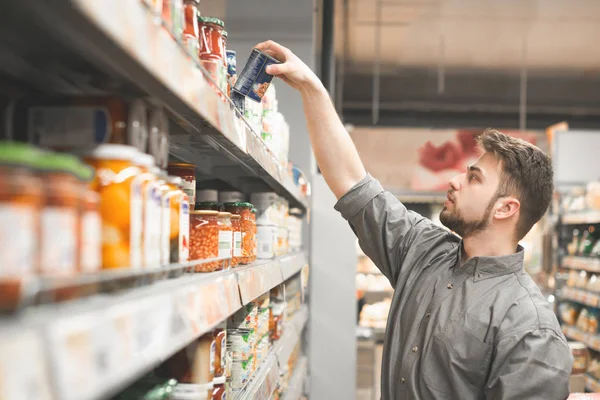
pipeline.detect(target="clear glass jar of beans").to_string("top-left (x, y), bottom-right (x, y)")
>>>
top-left (224, 202), bottom-right (255, 264)
top-left (189, 210), bottom-right (222, 272)
top-left (217, 212), bottom-right (233, 270)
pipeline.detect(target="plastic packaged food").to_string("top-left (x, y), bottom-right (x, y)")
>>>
top-left (212, 376), bottom-right (226, 400)
top-left (218, 212), bottom-right (233, 270)
top-left (270, 302), bottom-right (285, 341)
top-left (233, 48), bottom-right (281, 103)
top-left (79, 191), bottom-right (102, 273)
top-left (576, 308), bottom-right (590, 332)
top-left (14, 97), bottom-right (148, 152)
top-left (224, 202), bottom-right (254, 264)
top-left (219, 191), bottom-right (245, 203)
top-left (196, 189), bottom-right (218, 202)
top-left (165, 176), bottom-right (190, 264)
top-left (231, 215), bottom-right (242, 267)
top-left (257, 223), bottom-right (277, 260)
top-left (589, 308), bottom-right (600, 334)
top-left (148, 108), bottom-right (169, 169)
top-left (213, 322), bottom-right (227, 377)
top-left (0, 142), bottom-right (43, 309)
top-left (168, 162), bottom-right (196, 209)
top-left (182, 0), bottom-right (200, 60)
top-left (189, 210), bottom-right (221, 272)
top-left (37, 153), bottom-right (85, 275)
top-left (569, 342), bottom-right (590, 374)
top-left (84, 145), bottom-right (143, 269)
top-left (559, 302), bottom-right (581, 326)
top-left (136, 153), bottom-right (162, 268)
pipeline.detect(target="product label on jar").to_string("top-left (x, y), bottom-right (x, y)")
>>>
top-left (130, 179), bottom-right (143, 269)
top-left (210, 339), bottom-right (216, 375)
top-left (233, 231), bottom-right (242, 257)
top-left (179, 180), bottom-right (195, 206)
top-left (40, 207), bottom-right (77, 274)
top-left (256, 225), bottom-right (276, 259)
top-left (160, 196), bottom-right (171, 265)
top-left (218, 231), bottom-right (233, 258)
top-left (0, 205), bottom-right (36, 277)
top-left (179, 200), bottom-right (190, 262)
top-left (220, 335), bottom-right (226, 370)
top-left (28, 107), bottom-right (111, 147)
top-left (143, 182), bottom-right (162, 267)
top-left (80, 211), bottom-right (101, 273)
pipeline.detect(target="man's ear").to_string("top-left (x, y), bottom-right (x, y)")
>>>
top-left (494, 197), bottom-right (520, 220)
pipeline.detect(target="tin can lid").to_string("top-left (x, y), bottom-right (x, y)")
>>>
top-left (190, 210), bottom-right (219, 215)
top-left (198, 16), bottom-right (225, 28)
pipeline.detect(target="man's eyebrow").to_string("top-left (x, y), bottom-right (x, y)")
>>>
top-left (468, 164), bottom-right (484, 177)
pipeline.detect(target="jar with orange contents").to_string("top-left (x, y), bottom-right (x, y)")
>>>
top-left (182, 0), bottom-right (200, 60)
top-left (0, 142), bottom-right (43, 311)
top-left (165, 176), bottom-right (190, 264)
top-left (135, 153), bottom-right (162, 268)
top-left (231, 214), bottom-right (242, 267)
top-left (217, 212), bottom-right (233, 270)
top-left (223, 202), bottom-right (254, 264)
top-left (198, 16), bottom-right (226, 95)
top-left (37, 153), bottom-right (89, 276)
top-left (83, 144), bottom-right (143, 270)
top-left (190, 210), bottom-right (221, 272)
top-left (79, 190), bottom-right (101, 273)
top-left (251, 207), bottom-right (258, 262)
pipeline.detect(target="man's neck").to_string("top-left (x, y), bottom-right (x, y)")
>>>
top-left (462, 230), bottom-right (518, 264)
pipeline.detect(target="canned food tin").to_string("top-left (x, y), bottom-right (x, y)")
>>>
top-left (232, 48), bottom-right (280, 103)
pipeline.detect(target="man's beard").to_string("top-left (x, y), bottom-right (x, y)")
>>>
top-left (439, 195), bottom-right (496, 238)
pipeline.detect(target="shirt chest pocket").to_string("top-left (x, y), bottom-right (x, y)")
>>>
top-left (422, 321), bottom-right (493, 398)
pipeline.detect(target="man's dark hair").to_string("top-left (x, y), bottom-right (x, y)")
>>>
top-left (477, 128), bottom-right (554, 240)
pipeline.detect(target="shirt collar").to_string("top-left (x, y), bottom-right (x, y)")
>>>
top-left (457, 241), bottom-right (525, 282)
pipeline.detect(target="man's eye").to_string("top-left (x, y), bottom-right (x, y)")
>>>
top-left (468, 173), bottom-right (476, 182)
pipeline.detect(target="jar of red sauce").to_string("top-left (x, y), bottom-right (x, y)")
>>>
top-left (182, 0), bottom-right (200, 60)
top-left (167, 162), bottom-right (196, 209)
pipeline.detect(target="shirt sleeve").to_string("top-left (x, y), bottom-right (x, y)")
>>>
top-left (334, 174), bottom-right (439, 285)
top-left (484, 329), bottom-right (573, 400)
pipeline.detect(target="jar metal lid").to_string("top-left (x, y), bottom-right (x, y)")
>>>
top-left (231, 215), bottom-right (241, 219)
top-left (218, 212), bottom-right (232, 217)
top-left (0, 141), bottom-right (41, 168)
top-left (84, 144), bottom-right (139, 162)
top-left (168, 162), bottom-right (195, 169)
top-left (198, 16), bottom-right (225, 28)
top-left (191, 210), bottom-right (219, 215)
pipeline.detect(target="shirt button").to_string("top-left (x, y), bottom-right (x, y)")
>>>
top-left (447, 283), bottom-right (453, 289)
top-left (426, 311), bottom-right (431, 318)
top-left (401, 378), bottom-right (406, 384)
top-left (412, 345), bottom-right (419, 352)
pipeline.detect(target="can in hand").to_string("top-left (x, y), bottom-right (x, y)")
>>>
top-left (232, 48), bottom-right (280, 103)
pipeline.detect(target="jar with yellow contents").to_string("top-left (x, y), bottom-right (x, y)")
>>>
top-left (83, 144), bottom-right (143, 270)
top-left (165, 176), bottom-right (190, 264)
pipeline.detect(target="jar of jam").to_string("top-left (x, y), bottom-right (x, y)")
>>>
top-left (37, 153), bottom-right (85, 276)
top-left (0, 142), bottom-right (43, 310)
top-left (168, 162), bottom-right (196, 209)
top-left (218, 212), bottom-right (233, 270)
top-left (198, 16), bottom-right (226, 96)
top-left (190, 210), bottom-right (221, 272)
top-left (84, 145), bottom-right (143, 269)
top-left (165, 176), bottom-right (189, 264)
top-left (231, 215), bottom-right (242, 267)
top-left (224, 202), bottom-right (254, 264)
top-left (182, 0), bottom-right (200, 60)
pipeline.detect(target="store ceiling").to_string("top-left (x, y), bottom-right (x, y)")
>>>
top-left (336, 0), bottom-right (600, 128)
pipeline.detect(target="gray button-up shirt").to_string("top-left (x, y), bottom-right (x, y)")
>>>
top-left (336, 175), bottom-right (573, 400)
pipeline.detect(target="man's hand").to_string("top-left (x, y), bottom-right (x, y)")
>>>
top-left (255, 40), bottom-right (322, 93)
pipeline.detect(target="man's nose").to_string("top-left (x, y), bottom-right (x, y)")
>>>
top-left (448, 176), bottom-right (460, 191)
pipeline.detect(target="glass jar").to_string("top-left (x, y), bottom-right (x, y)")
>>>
top-left (84, 145), bottom-right (143, 269)
top-left (218, 212), bottom-right (233, 270)
top-left (198, 17), bottom-right (225, 62)
top-left (79, 190), bottom-right (101, 273)
top-left (38, 153), bottom-right (86, 276)
top-left (136, 153), bottom-right (162, 268)
top-left (0, 142), bottom-right (43, 310)
top-left (154, 170), bottom-right (171, 266)
top-left (165, 176), bottom-right (190, 264)
top-left (182, 0), bottom-right (200, 60)
top-left (189, 210), bottom-right (221, 272)
top-left (168, 162), bottom-right (196, 209)
top-left (222, 30), bottom-right (229, 96)
top-left (569, 342), bottom-right (590, 374)
top-left (195, 201), bottom-right (222, 212)
top-left (171, 0), bottom-right (184, 39)
top-left (212, 376), bottom-right (226, 400)
top-left (224, 202), bottom-right (254, 264)
top-left (231, 215), bottom-right (242, 267)
top-left (213, 322), bottom-right (227, 377)
top-left (251, 207), bottom-right (258, 262)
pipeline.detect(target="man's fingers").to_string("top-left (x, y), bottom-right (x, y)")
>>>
top-left (255, 40), bottom-right (288, 62)
top-left (266, 62), bottom-right (292, 76)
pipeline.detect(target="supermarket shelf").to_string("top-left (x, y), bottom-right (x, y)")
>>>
top-left (561, 287), bottom-right (600, 308)
top-left (274, 306), bottom-right (309, 368)
top-left (231, 354), bottom-right (279, 400)
top-left (562, 211), bottom-right (600, 225)
top-left (585, 374), bottom-right (600, 393)
top-left (282, 357), bottom-right (308, 400)
top-left (562, 325), bottom-right (600, 352)
top-left (563, 256), bottom-right (600, 273)
top-left (0, 0), bottom-right (308, 212)
top-left (281, 252), bottom-right (309, 281)
top-left (0, 252), bottom-right (307, 400)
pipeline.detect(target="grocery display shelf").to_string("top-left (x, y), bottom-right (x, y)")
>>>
top-left (0, 252), bottom-right (307, 400)
top-left (232, 306), bottom-right (308, 400)
top-left (560, 287), bottom-right (600, 308)
top-left (562, 211), bottom-right (600, 225)
top-left (0, 0), bottom-right (308, 212)
top-left (585, 374), bottom-right (600, 393)
top-left (563, 256), bottom-right (600, 273)
top-left (281, 357), bottom-right (308, 400)
top-left (562, 325), bottom-right (600, 352)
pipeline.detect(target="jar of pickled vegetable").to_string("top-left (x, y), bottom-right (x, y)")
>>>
top-left (224, 202), bottom-right (254, 264)
top-left (0, 142), bottom-right (43, 310)
top-left (37, 153), bottom-right (85, 276)
top-left (84, 144), bottom-right (143, 269)
top-left (166, 176), bottom-right (190, 264)
top-left (231, 215), bottom-right (242, 267)
top-left (168, 162), bottom-right (196, 209)
top-left (218, 212), bottom-right (233, 270)
top-left (251, 207), bottom-right (258, 262)
top-left (190, 210), bottom-right (221, 272)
